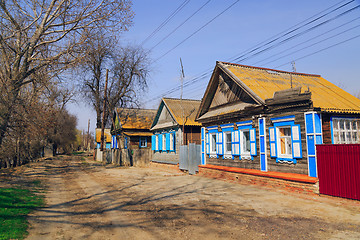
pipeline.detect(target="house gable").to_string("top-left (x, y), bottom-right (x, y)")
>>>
top-left (151, 101), bottom-right (178, 131)
top-left (197, 62), bottom-right (263, 121)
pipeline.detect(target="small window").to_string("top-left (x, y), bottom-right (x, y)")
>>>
top-left (139, 137), bottom-right (147, 148)
top-left (224, 132), bottom-right (232, 154)
top-left (278, 127), bottom-right (292, 158)
top-left (210, 133), bottom-right (216, 153)
top-left (240, 129), bottom-right (251, 159)
top-left (332, 117), bottom-right (360, 144)
top-left (169, 133), bottom-right (175, 151)
top-left (162, 134), bottom-right (166, 151)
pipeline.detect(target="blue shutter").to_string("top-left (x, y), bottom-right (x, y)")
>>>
top-left (151, 135), bottom-right (155, 151)
top-left (124, 137), bottom-right (128, 149)
top-left (269, 127), bottom-right (277, 158)
top-left (172, 132), bottom-right (176, 153)
top-left (206, 133), bottom-right (210, 155)
top-left (291, 124), bottom-right (302, 158)
top-left (166, 133), bottom-right (170, 151)
top-left (250, 128), bottom-right (257, 156)
top-left (159, 134), bottom-right (163, 151)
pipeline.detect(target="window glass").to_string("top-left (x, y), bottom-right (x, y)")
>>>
top-left (333, 118), bottom-right (360, 144)
top-left (278, 127), bottom-right (292, 156)
top-left (244, 131), bottom-right (250, 153)
top-left (333, 119), bottom-right (339, 130)
top-left (140, 138), bottom-right (146, 147)
top-left (162, 134), bottom-right (166, 150)
top-left (345, 120), bottom-right (351, 130)
top-left (170, 133), bottom-right (174, 151)
top-left (340, 119), bottom-right (345, 130)
top-left (211, 134), bottom-right (216, 153)
top-left (225, 132), bottom-right (232, 153)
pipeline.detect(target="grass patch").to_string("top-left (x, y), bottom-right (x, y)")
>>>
top-left (0, 187), bottom-right (44, 240)
top-left (72, 151), bottom-right (85, 155)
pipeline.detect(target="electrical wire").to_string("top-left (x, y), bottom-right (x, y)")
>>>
top-left (147, 0), bottom-right (359, 103)
top-left (252, 16), bottom-right (360, 66)
top-left (274, 33), bottom-right (360, 69)
top-left (154, 0), bottom-right (240, 62)
top-left (258, 23), bottom-right (360, 67)
top-left (150, 0), bottom-right (212, 51)
top-left (141, 0), bottom-right (191, 46)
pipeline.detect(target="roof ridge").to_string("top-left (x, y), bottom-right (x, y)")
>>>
top-left (219, 61), bottom-right (321, 77)
top-left (163, 97), bottom-right (201, 102)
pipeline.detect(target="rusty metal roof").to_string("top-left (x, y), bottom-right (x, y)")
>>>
top-left (116, 108), bottom-right (157, 130)
top-left (95, 128), bottom-right (112, 143)
top-left (221, 62), bottom-right (360, 114)
top-left (163, 98), bottom-right (202, 126)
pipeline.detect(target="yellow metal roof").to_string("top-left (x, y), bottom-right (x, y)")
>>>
top-left (163, 98), bottom-right (202, 126)
top-left (95, 128), bottom-right (112, 143)
top-left (124, 132), bottom-right (153, 137)
top-left (222, 62), bottom-right (360, 113)
top-left (116, 108), bottom-right (157, 130)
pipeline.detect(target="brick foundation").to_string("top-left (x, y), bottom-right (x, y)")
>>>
top-left (198, 165), bottom-right (319, 194)
top-left (150, 161), bottom-right (182, 172)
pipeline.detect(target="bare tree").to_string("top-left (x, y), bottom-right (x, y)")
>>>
top-left (79, 33), bottom-right (150, 128)
top-left (0, 0), bottom-right (133, 146)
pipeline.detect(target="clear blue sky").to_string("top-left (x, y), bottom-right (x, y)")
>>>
top-left (70, 0), bottom-right (360, 131)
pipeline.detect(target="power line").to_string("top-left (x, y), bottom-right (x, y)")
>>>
top-left (150, 0), bottom-right (212, 51)
top-left (258, 22), bottom-right (360, 67)
top-left (274, 33), bottom-right (360, 69)
top-left (252, 16), bottom-right (360, 66)
top-left (226, 0), bottom-right (353, 62)
top-left (155, 0), bottom-right (240, 62)
top-left (147, 0), bottom-right (359, 103)
top-left (141, 0), bottom-right (191, 46)
top-left (231, 1), bottom-right (359, 63)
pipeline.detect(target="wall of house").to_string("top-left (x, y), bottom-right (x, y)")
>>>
top-left (264, 111), bottom-right (309, 175)
top-left (321, 114), bottom-right (332, 144)
top-left (152, 128), bottom-right (181, 164)
top-left (203, 109), bottom-right (313, 175)
top-left (183, 126), bottom-right (201, 145)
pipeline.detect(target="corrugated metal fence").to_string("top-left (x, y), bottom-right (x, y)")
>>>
top-left (317, 144), bottom-right (360, 200)
top-left (179, 143), bottom-right (201, 175)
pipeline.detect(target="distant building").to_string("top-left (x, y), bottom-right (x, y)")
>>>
top-left (111, 108), bottom-right (156, 166)
top-left (150, 98), bottom-right (202, 165)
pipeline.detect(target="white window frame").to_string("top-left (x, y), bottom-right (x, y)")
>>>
top-left (155, 135), bottom-right (159, 151)
top-left (240, 129), bottom-right (251, 159)
top-left (209, 133), bottom-right (216, 155)
top-left (332, 117), bottom-right (360, 144)
top-left (139, 137), bottom-right (147, 148)
top-left (169, 133), bottom-right (174, 151)
top-left (162, 133), bottom-right (166, 151)
top-left (276, 126), bottom-right (292, 159)
top-left (224, 132), bottom-right (232, 157)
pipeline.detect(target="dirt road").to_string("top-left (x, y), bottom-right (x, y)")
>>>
top-left (10, 155), bottom-right (360, 239)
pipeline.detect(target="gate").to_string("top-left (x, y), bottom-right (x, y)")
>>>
top-left (179, 143), bottom-right (201, 175)
top-left (317, 144), bottom-right (360, 200)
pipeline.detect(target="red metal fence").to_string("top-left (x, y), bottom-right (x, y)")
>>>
top-left (317, 144), bottom-right (360, 200)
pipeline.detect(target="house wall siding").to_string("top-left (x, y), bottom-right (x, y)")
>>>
top-left (152, 128), bottom-right (181, 164)
top-left (321, 114), bottom-right (332, 144)
top-left (203, 109), bottom-right (311, 175)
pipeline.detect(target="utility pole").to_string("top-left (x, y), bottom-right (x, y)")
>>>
top-left (100, 69), bottom-right (109, 153)
top-left (87, 119), bottom-right (90, 151)
top-left (180, 58), bottom-right (185, 145)
top-left (290, 61), bottom-right (296, 89)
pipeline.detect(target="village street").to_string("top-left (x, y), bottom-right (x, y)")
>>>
top-left (7, 155), bottom-right (359, 240)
